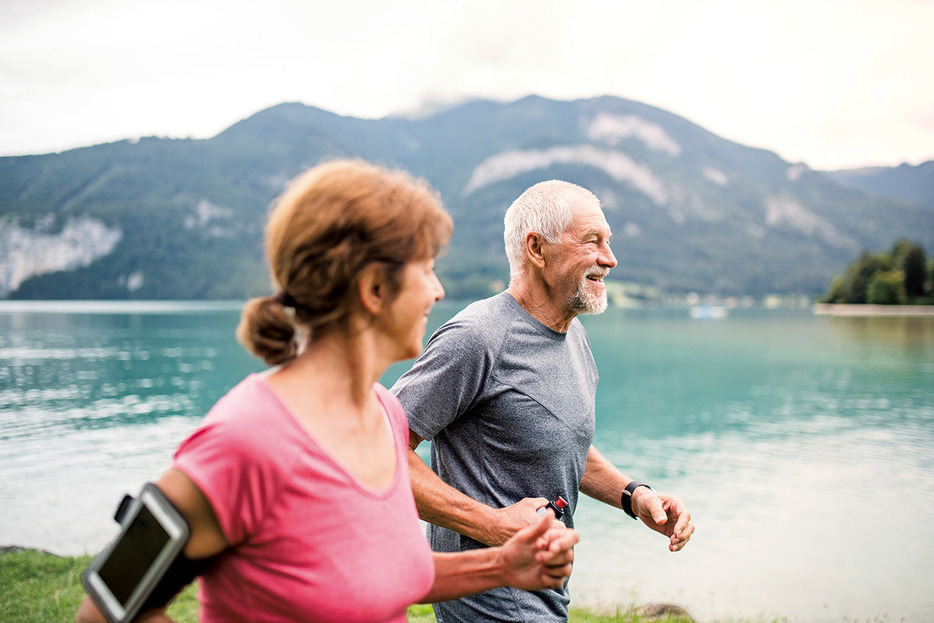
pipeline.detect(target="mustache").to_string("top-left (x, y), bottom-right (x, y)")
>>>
top-left (584, 268), bottom-right (610, 280)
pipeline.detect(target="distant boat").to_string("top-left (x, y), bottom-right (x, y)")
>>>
top-left (690, 305), bottom-right (729, 319)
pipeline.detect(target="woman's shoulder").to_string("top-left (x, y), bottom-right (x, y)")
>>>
top-left (373, 383), bottom-right (404, 423)
top-left (208, 373), bottom-right (282, 419)
top-left (180, 374), bottom-right (294, 456)
top-left (373, 383), bottom-right (411, 444)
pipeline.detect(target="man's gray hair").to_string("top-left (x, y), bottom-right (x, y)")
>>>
top-left (503, 180), bottom-right (601, 279)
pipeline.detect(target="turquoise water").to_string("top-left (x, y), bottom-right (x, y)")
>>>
top-left (2, 301), bottom-right (933, 622)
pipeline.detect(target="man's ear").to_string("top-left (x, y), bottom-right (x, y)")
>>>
top-left (357, 265), bottom-right (387, 315)
top-left (525, 232), bottom-right (547, 269)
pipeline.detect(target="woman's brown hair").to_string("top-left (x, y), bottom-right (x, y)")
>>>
top-left (237, 159), bottom-right (452, 365)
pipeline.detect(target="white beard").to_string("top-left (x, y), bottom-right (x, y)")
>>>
top-left (569, 274), bottom-right (608, 315)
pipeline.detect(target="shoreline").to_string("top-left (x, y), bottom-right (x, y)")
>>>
top-left (813, 303), bottom-right (934, 316)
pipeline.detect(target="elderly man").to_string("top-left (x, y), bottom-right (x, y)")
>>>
top-left (392, 180), bottom-right (694, 622)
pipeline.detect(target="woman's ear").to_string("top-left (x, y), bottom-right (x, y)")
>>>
top-left (525, 232), bottom-right (547, 269)
top-left (357, 265), bottom-right (387, 315)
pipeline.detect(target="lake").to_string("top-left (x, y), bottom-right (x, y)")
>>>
top-left (2, 300), bottom-right (933, 622)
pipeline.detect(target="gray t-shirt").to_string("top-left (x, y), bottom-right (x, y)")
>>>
top-left (392, 292), bottom-right (598, 622)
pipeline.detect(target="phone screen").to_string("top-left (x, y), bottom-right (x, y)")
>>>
top-left (83, 484), bottom-right (189, 623)
top-left (96, 504), bottom-right (170, 606)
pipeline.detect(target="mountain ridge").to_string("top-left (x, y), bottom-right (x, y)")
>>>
top-left (1, 95), bottom-right (931, 301)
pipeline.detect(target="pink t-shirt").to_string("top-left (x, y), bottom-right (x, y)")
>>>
top-left (173, 375), bottom-right (435, 623)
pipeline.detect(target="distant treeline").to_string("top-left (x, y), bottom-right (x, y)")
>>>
top-left (820, 239), bottom-right (933, 305)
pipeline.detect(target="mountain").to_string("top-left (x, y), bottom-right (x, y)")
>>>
top-left (824, 161), bottom-right (934, 208)
top-left (1, 95), bottom-right (931, 301)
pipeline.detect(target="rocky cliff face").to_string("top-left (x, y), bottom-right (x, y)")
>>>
top-left (0, 216), bottom-right (122, 297)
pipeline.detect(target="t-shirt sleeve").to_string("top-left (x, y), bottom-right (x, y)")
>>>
top-left (391, 318), bottom-right (493, 441)
top-left (172, 390), bottom-right (287, 546)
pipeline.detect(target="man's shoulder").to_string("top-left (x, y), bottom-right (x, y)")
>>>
top-left (455, 291), bottom-right (515, 320)
top-left (436, 293), bottom-right (518, 339)
top-left (568, 317), bottom-right (592, 342)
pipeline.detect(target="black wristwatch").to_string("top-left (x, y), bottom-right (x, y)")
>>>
top-left (621, 481), bottom-right (652, 520)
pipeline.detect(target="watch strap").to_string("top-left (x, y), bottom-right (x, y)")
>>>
top-left (621, 481), bottom-right (652, 519)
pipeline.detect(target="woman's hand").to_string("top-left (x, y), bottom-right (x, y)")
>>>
top-left (496, 510), bottom-right (579, 591)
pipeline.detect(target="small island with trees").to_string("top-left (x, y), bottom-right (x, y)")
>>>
top-left (814, 239), bottom-right (934, 315)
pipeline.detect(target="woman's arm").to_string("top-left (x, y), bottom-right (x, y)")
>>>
top-left (75, 469), bottom-right (229, 623)
top-left (76, 600), bottom-right (174, 623)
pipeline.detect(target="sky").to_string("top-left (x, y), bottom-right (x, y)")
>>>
top-left (1, 0), bottom-right (933, 170)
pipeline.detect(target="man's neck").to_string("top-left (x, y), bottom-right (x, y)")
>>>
top-left (506, 282), bottom-right (578, 333)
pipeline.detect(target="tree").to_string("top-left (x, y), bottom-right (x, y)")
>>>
top-left (900, 243), bottom-right (927, 300)
top-left (819, 239), bottom-right (931, 305)
top-left (890, 239), bottom-right (914, 268)
top-left (845, 252), bottom-right (891, 304)
top-left (821, 275), bottom-right (848, 304)
top-left (867, 270), bottom-right (906, 305)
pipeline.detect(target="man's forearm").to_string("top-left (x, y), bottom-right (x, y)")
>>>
top-left (408, 450), bottom-right (503, 544)
top-left (578, 445), bottom-right (630, 508)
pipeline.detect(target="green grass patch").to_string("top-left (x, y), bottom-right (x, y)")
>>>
top-left (0, 547), bottom-right (198, 623)
top-left (0, 547), bottom-right (702, 623)
top-left (0, 547), bottom-right (90, 623)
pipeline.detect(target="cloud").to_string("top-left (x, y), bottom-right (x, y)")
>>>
top-left (0, 0), bottom-right (932, 169)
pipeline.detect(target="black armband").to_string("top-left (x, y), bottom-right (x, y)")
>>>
top-left (138, 550), bottom-right (218, 613)
top-left (83, 484), bottom-right (219, 623)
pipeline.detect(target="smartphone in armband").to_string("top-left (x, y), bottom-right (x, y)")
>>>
top-left (82, 483), bottom-right (190, 623)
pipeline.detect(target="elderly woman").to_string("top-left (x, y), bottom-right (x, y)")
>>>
top-left (76, 160), bottom-right (577, 623)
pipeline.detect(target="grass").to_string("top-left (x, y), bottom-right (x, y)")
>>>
top-left (0, 547), bottom-right (199, 623)
top-left (0, 547), bottom-right (703, 623)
